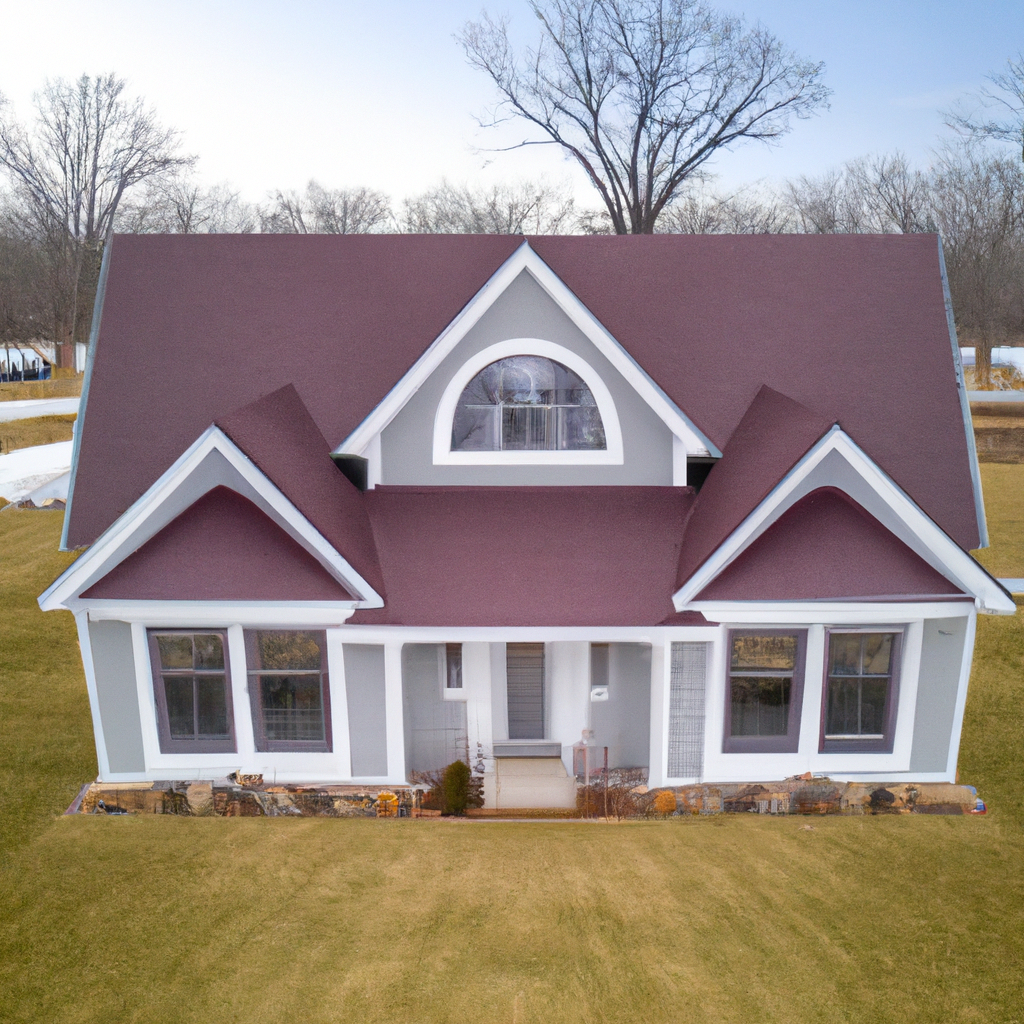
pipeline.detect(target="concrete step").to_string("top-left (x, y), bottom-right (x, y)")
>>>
top-left (493, 756), bottom-right (577, 809)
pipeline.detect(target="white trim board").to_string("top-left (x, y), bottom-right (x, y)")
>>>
top-left (334, 241), bottom-right (719, 468)
top-left (673, 427), bottom-right (1015, 616)
top-left (40, 425), bottom-right (383, 612)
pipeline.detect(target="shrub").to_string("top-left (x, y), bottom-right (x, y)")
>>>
top-left (653, 789), bottom-right (677, 817)
top-left (410, 761), bottom-right (484, 815)
top-left (442, 760), bottom-right (471, 816)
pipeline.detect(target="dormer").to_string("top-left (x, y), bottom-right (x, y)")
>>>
top-left (334, 242), bottom-right (717, 487)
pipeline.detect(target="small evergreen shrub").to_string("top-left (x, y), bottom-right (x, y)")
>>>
top-left (442, 759), bottom-right (471, 816)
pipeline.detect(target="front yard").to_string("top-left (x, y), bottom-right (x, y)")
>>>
top-left (0, 469), bottom-right (1022, 1024)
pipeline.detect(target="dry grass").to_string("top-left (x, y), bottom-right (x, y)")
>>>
top-left (0, 413), bottom-right (77, 455)
top-left (973, 463), bottom-right (1024, 578)
top-left (0, 480), bottom-right (1023, 1022)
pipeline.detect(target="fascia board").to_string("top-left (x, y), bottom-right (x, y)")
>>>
top-left (687, 600), bottom-right (977, 623)
top-left (937, 235), bottom-right (989, 548)
top-left (673, 428), bottom-right (1015, 615)
top-left (60, 240), bottom-right (112, 552)
top-left (40, 426), bottom-right (383, 611)
top-left (336, 241), bottom-right (720, 459)
top-left (78, 600), bottom-right (358, 625)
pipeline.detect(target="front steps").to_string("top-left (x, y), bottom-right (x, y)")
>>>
top-left (490, 756), bottom-right (578, 809)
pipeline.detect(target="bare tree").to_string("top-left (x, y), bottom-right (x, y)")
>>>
top-left (0, 192), bottom-right (48, 351)
top-left (261, 180), bottom-right (392, 234)
top-left (784, 153), bottom-right (930, 234)
top-left (402, 179), bottom-right (580, 233)
top-left (118, 174), bottom-right (258, 234)
top-left (0, 75), bottom-right (189, 365)
top-left (930, 145), bottom-right (1024, 383)
top-left (659, 184), bottom-right (788, 234)
top-left (945, 53), bottom-right (1024, 163)
top-left (459, 0), bottom-right (829, 234)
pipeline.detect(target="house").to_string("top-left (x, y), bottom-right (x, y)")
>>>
top-left (39, 233), bottom-right (1015, 808)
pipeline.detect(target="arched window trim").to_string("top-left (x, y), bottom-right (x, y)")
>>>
top-left (433, 339), bottom-right (625, 466)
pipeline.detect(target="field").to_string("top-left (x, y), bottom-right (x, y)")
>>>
top-left (0, 413), bottom-right (76, 456)
top-left (0, 469), bottom-right (1022, 1023)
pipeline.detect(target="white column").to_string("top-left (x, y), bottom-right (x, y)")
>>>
top-left (325, 629), bottom-right (352, 778)
top-left (547, 641), bottom-right (591, 774)
top-left (226, 624), bottom-right (257, 763)
top-left (76, 612), bottom-right (112, 780)
top-left (647, 641), bottom-right (669, 787)
top-left (383, 643), bottom-right (405, 783)
top-left (462, 642), bottom-right (494, 761)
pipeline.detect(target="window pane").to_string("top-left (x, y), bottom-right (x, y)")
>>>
top-left (826, 677), bottom-right (862, 735)
top-left (193, 634), bottom-right (225, 670)
top-left (730, 635), bottom-right (797, 672)
top-left (445, 644), bottom-right (463, 689)
top-left (157, 635), bottom-right (193, 670)
top-left (730, 676), bottom-right (790, 736)
top-left (860, 679), bottom-right (888, 735)
top-left (260, 675), bottom-right (325, 742)
top-left (196, 675), bottom-right (229, 737)
top-left (502, 404), bottom-right (550, 450)
top-left (862, 634), bottom-right (893, 675)
top-left (164, 676), bottom-right (195, 737)
top-left (256, 631), bottom-right (322, 671)
top-left (451, 405), bottom-right (497, 451)
top-left (562, 405), bottom-right (606, 450)
top-left (829, 634), bottom-right (863, 675)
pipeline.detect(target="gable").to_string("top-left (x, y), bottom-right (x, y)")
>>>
top-left (378, 268), bottom-right (678, 487)
top-left (82, 486), bottom-right (355, 602)
top-left (674, 426), bottom-right (1014, 615)
top-left (695, 488), bottom-right (963, 601)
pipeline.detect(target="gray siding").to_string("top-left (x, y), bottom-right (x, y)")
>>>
top-left (402, 644), bottom-right (468, 774)
top-left (909, 616), bottom-right (969, 773)
top-left (590, 643), bottom-right (652, 769)
top-left (343, 644), bottom-right (388, 776)
top-left (380, 269), bottom-right (674, 485)
top-left (88, 619), bottom-right (146, 773)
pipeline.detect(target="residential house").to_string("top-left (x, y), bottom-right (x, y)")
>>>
top-left (40, 234), bottom-right (1014, 807)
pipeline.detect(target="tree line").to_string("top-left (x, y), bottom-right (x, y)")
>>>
top-left (0, 0), bottom-right (1022, 378)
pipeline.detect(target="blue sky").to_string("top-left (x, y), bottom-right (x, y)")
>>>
top-left (0, 0), bottom-right (1021, 206)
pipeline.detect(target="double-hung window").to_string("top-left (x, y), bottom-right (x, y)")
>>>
top-left (723, 631), bottom-right (806, 753)
top-left (148, 631), bottom-right (235, 754)
top-left (821, 630), bottom-right (901, 753)
top-left (245, 630), bottom-right (332, 752)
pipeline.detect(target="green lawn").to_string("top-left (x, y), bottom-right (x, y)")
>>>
top-left (1, 470), bottom-right (1022, 1024)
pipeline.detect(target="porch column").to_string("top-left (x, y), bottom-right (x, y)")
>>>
top-left (547, 641), bottom-right (591, 775)
top-left (383, 643), bottom-right (406, 783)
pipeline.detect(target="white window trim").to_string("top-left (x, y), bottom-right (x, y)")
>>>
top-left (432, 338), bottom-right (624, 465)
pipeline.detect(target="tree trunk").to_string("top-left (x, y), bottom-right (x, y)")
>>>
top-left (976, 333), bottom-right (992, 388)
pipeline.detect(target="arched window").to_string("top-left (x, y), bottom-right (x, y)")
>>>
top-left (451, 355), bottom-right (607, 452)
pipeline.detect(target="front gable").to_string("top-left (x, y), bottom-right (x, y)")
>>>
top-left (40, 425), bottom-right (382, 612)
top-left (82, 486), bottom-right (356, 602)
top-left (695, 488), bottom-right (963, 601)
top-left (675, 428), bottom-right (1014, 616)
top-left (338, 242), bottom-right (718, 488)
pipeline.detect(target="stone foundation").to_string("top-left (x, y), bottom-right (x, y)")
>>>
top-left (69, 777), bottom-right (985, 818)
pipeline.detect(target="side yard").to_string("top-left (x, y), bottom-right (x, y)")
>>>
top-left (0, 469), bottom-right (1021, 1024)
